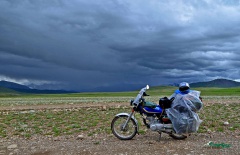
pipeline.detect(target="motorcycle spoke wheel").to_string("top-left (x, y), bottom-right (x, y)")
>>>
top-left (111, 115), bottom-right (137, 140)
top-left (169, 132), bottom-right (187, 140)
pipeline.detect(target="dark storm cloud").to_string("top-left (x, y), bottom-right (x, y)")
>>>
top-left (0, 0), bottom-right (240, 91)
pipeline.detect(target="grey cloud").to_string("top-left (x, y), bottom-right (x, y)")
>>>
top-left (0, 0), bottom-right (240, 91)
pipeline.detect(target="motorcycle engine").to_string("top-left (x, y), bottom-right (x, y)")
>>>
top-left (146, 116), bottom-right (173, 132)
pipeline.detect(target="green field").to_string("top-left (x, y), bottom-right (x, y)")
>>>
top-left (1, 86), bottom-right (240, 98)
top-left (0, 101), bottom-right (239, 138)
top-left (0, 86), bottom-right (240, 106)
top-left (0, 86), bottom-right (240, 138)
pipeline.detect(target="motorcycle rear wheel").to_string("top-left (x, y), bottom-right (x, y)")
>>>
top-left (111, 115), bottom-right (137, 140)
top-left (169, 132), bottom-right (187, 140)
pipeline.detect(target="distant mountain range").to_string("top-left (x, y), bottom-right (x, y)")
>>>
top-left (0, 80), bottom-right (76, 94)
top-left (0, 78), bottom-right (240, 94)
top-left (0, 80), bottom-right (30, 90)
top-left (190, 79), bottom-right (240, 88)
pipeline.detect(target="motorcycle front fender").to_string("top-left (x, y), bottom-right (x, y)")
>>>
top-left (115, 113), bottom-right (139, 133)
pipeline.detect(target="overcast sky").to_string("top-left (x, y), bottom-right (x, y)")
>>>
top-left (0, 0), bottom-right (240, 91)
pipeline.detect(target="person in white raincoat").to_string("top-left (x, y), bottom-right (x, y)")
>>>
top-left (166, 82), bottom-right (203, 134)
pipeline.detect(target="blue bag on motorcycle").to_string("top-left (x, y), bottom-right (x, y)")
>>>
top-left (166, 91), bottom-right (203, 134)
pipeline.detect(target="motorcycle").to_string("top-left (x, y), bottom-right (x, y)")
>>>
top-left (111, 85), bottom-right (188, 140)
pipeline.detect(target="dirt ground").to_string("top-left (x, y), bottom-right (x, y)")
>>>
top-left (0, 103), bottom-right (239, 155)
top-left (1, 131), bottom-right (239, 155)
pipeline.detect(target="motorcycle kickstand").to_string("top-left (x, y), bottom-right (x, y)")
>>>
top-left (157, 132), bottom-right (162, 141)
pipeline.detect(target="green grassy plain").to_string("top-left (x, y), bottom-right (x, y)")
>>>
top-left (0, 86), bottom-right (240, 138)
top-left (1, 86), bottom-right (240, 98)
top-left (0, 102), bottom-right (239, 138)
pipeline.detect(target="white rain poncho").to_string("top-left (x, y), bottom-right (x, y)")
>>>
top-left (166, 91), bottom-right (203, 134)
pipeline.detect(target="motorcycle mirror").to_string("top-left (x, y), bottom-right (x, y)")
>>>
top-left (146, 85), bottom-right (149, 89)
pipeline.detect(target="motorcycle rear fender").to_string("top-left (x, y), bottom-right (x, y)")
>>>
top-left (115, 113), bottom-right (139, 133)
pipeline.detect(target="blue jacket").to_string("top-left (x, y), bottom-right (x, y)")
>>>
top-left (169, 89), bottom-right (192, 100)
top-left (174, 89), bottom-right (191, 95)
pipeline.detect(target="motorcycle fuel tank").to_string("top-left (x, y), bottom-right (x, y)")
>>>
top-left (142, 106), bottom-right (162, 114)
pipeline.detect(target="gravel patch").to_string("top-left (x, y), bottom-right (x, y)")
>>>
top-left (0, 131), bottom-right (239, 155)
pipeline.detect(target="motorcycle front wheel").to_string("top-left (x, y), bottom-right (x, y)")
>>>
top-left (111, 115), bottom-right (137, 140)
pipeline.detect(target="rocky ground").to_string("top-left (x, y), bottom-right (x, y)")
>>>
top-left (0, 102), bottom-right (239, 155)
top-left (0, 131), bottom-right (239, 155)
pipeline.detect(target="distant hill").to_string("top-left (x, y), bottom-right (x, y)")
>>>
top-left (0, 80), bottom-right (76, 94)
top-left (190, 79), bottom-right (240, 88)
top-left (0, 86), bottom-right (19, 94)
top-left (1, 79), bottom-right (240, 95)
top-left (0, 80), bottom-right (30, 90)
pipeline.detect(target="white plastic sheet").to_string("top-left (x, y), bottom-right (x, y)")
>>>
top-left (166, 91), bottom-right (203, 134)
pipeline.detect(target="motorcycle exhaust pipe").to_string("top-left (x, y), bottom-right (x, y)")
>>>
top-left (150, 123), bottom-right (173, 131)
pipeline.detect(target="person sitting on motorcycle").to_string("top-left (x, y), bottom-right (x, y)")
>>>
top-left (169, 82), bottom-right (191, 101)
top-left (160, 82), bottom-right (202, 109)
top-left (169, 82), bottom-right (202, 112)
top-left (166, 82), bottom-right (203, 135)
